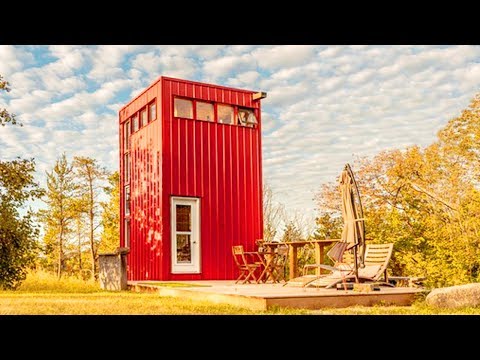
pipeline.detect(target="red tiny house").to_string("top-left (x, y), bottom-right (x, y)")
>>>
top-left (119, 76), bottom-right (265, 281)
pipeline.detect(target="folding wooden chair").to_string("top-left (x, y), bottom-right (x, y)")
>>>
top-left (232, 245), bottom-right (262, 284)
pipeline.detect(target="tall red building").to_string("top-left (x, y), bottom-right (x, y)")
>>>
top-left (119, 76), bottom-right (266, 281)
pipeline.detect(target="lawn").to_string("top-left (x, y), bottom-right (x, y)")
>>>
top-left (1, 272), bottom-right (480, 315)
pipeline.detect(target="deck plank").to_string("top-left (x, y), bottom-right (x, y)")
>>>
top-left (128, 280), bottom-right (427, 310)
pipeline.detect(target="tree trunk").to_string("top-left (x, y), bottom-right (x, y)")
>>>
top-left (58, 225), bottom-right (63, 280)
top-left (78, 225), bottom-right (82, 273)
top-left (89, 180), bottom-right (97, 281)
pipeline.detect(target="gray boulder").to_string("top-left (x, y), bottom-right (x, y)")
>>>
top-left (426, 283), bottom-right (480, 309)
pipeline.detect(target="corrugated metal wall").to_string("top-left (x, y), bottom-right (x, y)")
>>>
top-left (129, 120), bottom-right (163, 280)
top-left (120, 76), bottom-right (264, 281)
top-left (119, 82), bottom-right (162, 281)
top-left (162, 78), bottom-right (263, 280)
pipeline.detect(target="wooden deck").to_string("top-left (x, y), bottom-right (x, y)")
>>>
top-left (128, 280), bottom-right (427, 311)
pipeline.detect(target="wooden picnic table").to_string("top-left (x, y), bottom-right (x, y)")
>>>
top-left (262, 239), bottom-right (340, 280)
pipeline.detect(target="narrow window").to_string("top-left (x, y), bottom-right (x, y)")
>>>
top-left (237, 108), bottom-right (257, 127)
top-left (140, 108), bottom-right (147, 127)
top-left (149, 102), bottom-right (156, 122)
top-left (124, 219), bottom-right (130, 248)
top-left (196, 101), bottom-right (214, 122)
top-left (174, 98), bottom-right (193, 119)
top-left (124, 153), bottom-right (130, 182)
top-left (217, 104), bottom-right (234, 124)
top-left (125, 185), bottom-right (131, 216)
top-left (132, 114), bottom-right (139, 132)
top-left (124, 120), bottom-right (130, 151)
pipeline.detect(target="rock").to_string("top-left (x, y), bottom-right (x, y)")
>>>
top-left (426, 283), bottom-right (480, 309)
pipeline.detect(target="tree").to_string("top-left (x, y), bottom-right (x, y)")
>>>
top-left (263, 183), bottom-right (285, 242)
top-left (312, 213), bottom-right (343, 240)
top-left (72, 206), bottom-right (88, 277)
top-left (73, 156), bottom-right (108, 280)
top-left (0, 75), bottom-right (43, 289)
top-left (280, 221), bottom-right (303, 243)
top-left (0, 75), bottom-right (19, 126)
top-left (313, 94), bottom-right (480, 287)
top-left (39, 154), bottom-right (78, 279)
top-left (99, 171), bottom-right (120, 254)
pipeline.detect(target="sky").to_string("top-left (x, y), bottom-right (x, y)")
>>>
top-left (1, 45), bottom-right (480, 233)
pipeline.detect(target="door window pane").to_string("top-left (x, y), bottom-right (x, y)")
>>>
top-left (176, 234), bottom-right (191, 263)
top-left (196, 101), bottom-right (214, 121)
top-left (176, 205), bottom-right (191, 231)
top-left (218, 104), bottom-right (234, 124)
top-left (174, 98), bottom-right (193, 119)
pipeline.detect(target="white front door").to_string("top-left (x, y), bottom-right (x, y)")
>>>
top-left (171, 197), bottom-right (201, 274)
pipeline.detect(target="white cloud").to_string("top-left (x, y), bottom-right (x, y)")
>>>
top-left (131, 51), bottom-right (197, 80)
top-left (2, 44), bottom-right (480, 230)
top-left (0, 45), bottom-right (33, 77)
top-left (251, 45), bottom-right (317, 69)
top-left (88, 45), bottom-right (142, 81)
top-left (202, 54), bottom-right (256, 80)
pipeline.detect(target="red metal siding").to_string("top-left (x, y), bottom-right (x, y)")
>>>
top-left (129, 120), bottom-right (163, 280)
top-left (119, 76), bottom-right (263, 281)
top-left (162, 77), bottom-right (263, 280)
top-left (119, 82), bottom-right (162, 281)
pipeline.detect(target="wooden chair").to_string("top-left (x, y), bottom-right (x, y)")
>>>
top-left (308, 243), bottom-right (394, 288)
top-left (359, 243), bottom-right (394, 284)
top-left (286, 243), bottom-right (394, 289)
top-left (232, 245), bottom-right (262, 284)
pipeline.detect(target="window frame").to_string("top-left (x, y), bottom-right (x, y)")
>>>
top-left (173, 97), bottom-right (194, 120)
top-left (172, 96), bottom-right (258, 128)
top-left (237, 107), bottom-right (257, 127)
top-left (149, 101), bottom-right (157, 122)
top-left (195, 100), bottom-right (215, 122)
top-left (139, 107), bottom-right (147, 128)
top-left (123, 120), bottom-right (131, 151)
top-left (217, 103), bottom-right (235, 125)
top-left (132, 113), bottom-right (139, 133)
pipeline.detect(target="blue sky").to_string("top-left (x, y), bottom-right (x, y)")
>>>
top-left (1, 45), bottom-right (480, 236)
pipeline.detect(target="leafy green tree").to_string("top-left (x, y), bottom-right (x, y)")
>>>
top-left (73, 156), bottom-right (108, 280)
top-left (312, 213), bottom-right (343, 240)
top-left (0, 75), bottom-right (43, 289)
top-left (314, 94), bottom-right (480, 287)
top-left (39, 154), bottom-right (78, 279)
top-left (99, 171), bottom-right (120, 253)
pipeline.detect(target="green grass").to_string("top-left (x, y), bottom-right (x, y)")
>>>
top-left (1, 271), bottom-right (480, 314)
top-left (0, 271), bottom-right (305, 315)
